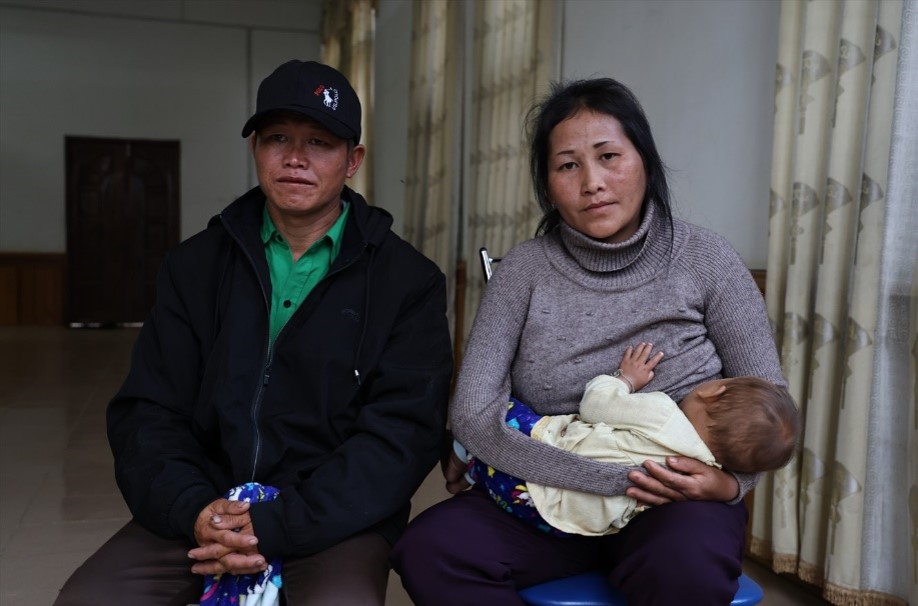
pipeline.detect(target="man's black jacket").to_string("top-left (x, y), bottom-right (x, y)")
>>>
top-left (107, 186), bottom-right (453, 558)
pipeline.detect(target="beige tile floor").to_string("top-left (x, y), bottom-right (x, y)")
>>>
top-left (0, 327), bottom-right (830, 605)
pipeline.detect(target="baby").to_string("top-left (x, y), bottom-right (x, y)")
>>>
top-left (455, 343), bottom-right (799, 536)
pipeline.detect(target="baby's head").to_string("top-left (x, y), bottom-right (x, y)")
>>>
top-left (680, 377), bottom-right (799, 473)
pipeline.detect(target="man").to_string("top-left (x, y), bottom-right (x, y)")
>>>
top-left (55, 60), bottom-right (453, 605)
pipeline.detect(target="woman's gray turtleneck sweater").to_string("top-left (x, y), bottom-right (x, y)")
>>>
top-left (451, 204), bottom-right (785, 501)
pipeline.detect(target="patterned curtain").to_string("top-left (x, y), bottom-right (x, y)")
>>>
top-left (461, 0), bottom-right (553, 341)
top-left (403, 0), bottom-right (460, 281)
top-left (402, 0), bottom-right (556, 345)
top-left (322, 0), bottom-right (376, 202)
top-left (751, 1), bottom-right (918, 604)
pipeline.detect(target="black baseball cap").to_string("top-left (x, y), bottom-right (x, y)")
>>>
top-left (241, 60), bottom-right (362, 143)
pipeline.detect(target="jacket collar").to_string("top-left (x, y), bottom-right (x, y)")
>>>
top-left (213, 186), bottom-right (389, 383)
top-left (341, 186), bottom-right (392, 248)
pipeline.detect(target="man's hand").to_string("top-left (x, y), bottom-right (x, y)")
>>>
top-left (188, 498), bottom-right (267, 575)
top-left (626, 457), bottom-right (739, 506)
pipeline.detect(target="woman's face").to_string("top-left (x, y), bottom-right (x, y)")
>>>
top-left (547, 109), bottom-right (647, 243)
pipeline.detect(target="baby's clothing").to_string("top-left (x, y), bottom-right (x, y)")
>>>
top-left (468, 398), bottom-right (566, 536)
top-left (471, 376), bottom-right (719, 535)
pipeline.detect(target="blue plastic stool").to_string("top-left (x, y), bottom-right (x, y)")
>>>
top-left (519, 571), bottom-right (763, 606)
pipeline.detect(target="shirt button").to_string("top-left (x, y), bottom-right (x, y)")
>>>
top-left (283, 300), bottom-right (292, 308)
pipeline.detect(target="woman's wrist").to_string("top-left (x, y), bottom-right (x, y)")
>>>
top-left (722, 472), bottom-right (741, 502)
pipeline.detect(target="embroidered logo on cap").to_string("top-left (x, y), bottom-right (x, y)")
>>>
top-left (314, 85), bottom-right (339, 111)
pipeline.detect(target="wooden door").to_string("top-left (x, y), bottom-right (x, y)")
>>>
top-left (66, 137), bottom-right (179, 326)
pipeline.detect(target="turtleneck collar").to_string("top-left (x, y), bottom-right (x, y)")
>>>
top-left (548, 201), bottom-right (674, 287)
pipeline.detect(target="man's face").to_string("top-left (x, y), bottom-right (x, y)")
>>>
top-left (251, 113), bottom-right (364, 221)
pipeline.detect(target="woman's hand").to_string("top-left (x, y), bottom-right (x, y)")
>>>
top-left (442, 450), bottom-right (472, 494)
top-left (626, 457), bottom-right (739, 505)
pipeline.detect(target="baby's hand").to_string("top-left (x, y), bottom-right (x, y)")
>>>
top-left (617, 343), bottom-right (664, 392)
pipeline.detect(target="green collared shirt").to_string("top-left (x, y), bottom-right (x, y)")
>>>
top-left (261, 202), bottom-right (350, 345)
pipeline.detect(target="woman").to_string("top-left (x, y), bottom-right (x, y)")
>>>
top-left (390, 78), bottom-right (785, 604)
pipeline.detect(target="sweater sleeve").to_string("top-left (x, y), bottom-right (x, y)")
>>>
top-left (451, 246), bottom-right (636, 498)
top-left (686, 232), bottom-right (784, 387)
top-left (684, 229), bottom-right (787, 502)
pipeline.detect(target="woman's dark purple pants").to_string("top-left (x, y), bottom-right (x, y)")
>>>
top-left (390, 487), bottom-right (747, 606)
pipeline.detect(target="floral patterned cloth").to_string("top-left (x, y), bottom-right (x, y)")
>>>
top-left (468, 398), bottom-right (569, 537)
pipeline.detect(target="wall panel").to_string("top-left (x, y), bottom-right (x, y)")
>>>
top-left (0, 253), bottom-right (66, 325)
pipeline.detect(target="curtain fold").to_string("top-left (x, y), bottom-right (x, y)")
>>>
top-left (322, 0), bottom-right (376, 202)
top-left (461, 0), bottom-right (553, 340)
top-left (402, 0), bottom-right (556, 343)
top-left (752, 1), bottom-right (916, 604)
top-left (868, 0), bottom-right (918, 600)
top-left (402, 0), bottom-right (461, 332)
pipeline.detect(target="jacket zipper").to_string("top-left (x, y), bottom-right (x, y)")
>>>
top-left (250, 263), bottom-right (273, 483)
top-left (227, 214), bottom-right (369, 482)
top-left (249, 340), bottom-right (273, 483)
top-left (220, 218), bottom-right (274, 483)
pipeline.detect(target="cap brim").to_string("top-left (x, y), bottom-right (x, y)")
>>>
top-left (241, 106), bottom-right (358, 142)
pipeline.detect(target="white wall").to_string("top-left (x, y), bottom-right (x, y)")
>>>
top-left (0, 0), bottom-right (321, 252)
top-left (2, 0), bottom-right (780, 268)
top-left (561, 0), bottom-right (780, 268)
top-left (369, 0), bottom-right (780, 266)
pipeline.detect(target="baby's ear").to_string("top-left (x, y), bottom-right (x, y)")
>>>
top-left (697, 383), bottom-right (727, 401)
